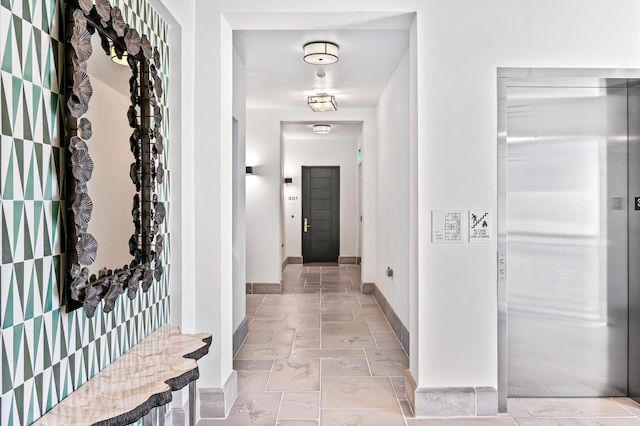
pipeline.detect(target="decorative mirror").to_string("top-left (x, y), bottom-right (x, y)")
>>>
top-left (63, 0), bottom-right (165, 317)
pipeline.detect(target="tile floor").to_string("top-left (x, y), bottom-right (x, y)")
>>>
top-left (199, 264), bottom-right (640, 425)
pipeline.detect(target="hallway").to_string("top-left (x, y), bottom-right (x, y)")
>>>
top-left (199, 265), bottom-right (640, 425)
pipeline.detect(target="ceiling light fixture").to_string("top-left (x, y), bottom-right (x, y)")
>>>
top-left (307, 94), bottom-right (337, 112)
top-left (313, 124), bottom-right (331, 134)
top-left (303, 41), bottom-right (339, 65)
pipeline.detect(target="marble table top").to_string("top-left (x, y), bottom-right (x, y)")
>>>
top-left (34, 324), bottom-right (212, 425)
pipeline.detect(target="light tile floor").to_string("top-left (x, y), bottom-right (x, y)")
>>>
top-left (199, 264), bottom-right (640, 425)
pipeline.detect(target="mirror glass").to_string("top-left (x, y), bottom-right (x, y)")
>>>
top-left (83, 35), bottom-right (135, 277)
top-left (64, 0), bottom-right (165, 317)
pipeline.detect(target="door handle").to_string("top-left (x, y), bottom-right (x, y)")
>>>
top-left (304, 218), bottom-right (311, 233)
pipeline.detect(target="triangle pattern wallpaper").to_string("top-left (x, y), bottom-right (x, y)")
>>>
top-left (0, 0), bottom-right (171, 424)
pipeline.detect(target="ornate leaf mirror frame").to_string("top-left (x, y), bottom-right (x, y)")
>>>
top-left (63, 0), bottom-right (166, 317)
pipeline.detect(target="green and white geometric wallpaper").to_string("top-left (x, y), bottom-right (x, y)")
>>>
top-left (0, 0), bottom-right (170, 424)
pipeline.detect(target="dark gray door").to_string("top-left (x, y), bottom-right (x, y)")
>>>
top-left (302, 166), bottom-right (340, 263)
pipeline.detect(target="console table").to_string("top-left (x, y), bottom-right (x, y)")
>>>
top-left (34, 325), bottom-right (212, 425)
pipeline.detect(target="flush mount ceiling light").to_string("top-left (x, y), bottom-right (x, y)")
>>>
top-left (303, 41), bottom-right (339, 65)
top-left (313, 124), bottom-right (331, 134)
top-left (307, 94), bottom-right (337, 112)
top-left (109, 41), bottom-right (129, 66)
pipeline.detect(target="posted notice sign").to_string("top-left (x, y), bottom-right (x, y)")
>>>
top-left (469, 211), bottom-right (491, 243)
top-left (432, 211), bottom-right (463, 243)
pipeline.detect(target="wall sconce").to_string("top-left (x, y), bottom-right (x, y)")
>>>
top-left (308, 94), bottom-right (337, 112)
top-left (312, 124), bottom-right (331, 134)
top-left (284, 177), bottom-right (293, 184)
top-left (245, 166), bottom-right (254, 175)
top-left (303, 41), bottom-right (339, 65)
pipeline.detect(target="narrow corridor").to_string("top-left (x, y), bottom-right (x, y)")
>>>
top-left (199, 265), bottom-right (640, 425)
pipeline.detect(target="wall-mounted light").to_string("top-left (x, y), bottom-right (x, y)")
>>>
top-left (245, 166), bottom-right (254, 175)
top-left (284, 177), bottom-right (293, 184)
top-left (312, 124), bottom-right (331, 134)
top-left (308, 94), bottom-right (337, 112)
top-left (109, 41), bottom-right (129, 66)
top-left (303, 41), bottom-right (339, 65)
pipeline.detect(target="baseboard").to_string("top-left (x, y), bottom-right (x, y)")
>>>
top-left (246, 282), bottom-right (282, 294)
top-left (282, 257), bottom-right (304, 271)
top-left (165, 385), bottom-right (192, 426)
top-left (338, 256), bottom-right (361, 264)
top-left (198, 371), bottom-right (238, 419)
top-left (283, 256), bottom-right (358, 268)
top-left (476, 387), bottom-right (499, 416)
top-left (405, 370), bottom-right (497, 417)
top-left (360, 281), bottom-right (375, 294)
top-left (233, 317), bottom-right (249, 356)
top-left (405, 368), bottom-right (417, 413)
top-left (164, 405), bottom-right (185, 426)
top-left (366, 281), bottom-right (410, 355)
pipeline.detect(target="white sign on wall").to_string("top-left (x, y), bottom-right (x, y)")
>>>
top-left (469, 211), bottom-right (492, 243)
top-left (431, 211), bottom-right (463, 243)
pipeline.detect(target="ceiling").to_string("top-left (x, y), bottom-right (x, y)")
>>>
top-left (234, 29), bottom-right (409, 140)
top-left (88, 29), bottom-right (410, 141)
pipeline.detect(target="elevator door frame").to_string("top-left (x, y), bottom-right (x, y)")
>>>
top-left (497, 68), bottom-right (640, 412)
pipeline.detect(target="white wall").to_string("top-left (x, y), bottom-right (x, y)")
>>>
top-left (192, 10), bottom-right (235, 390)
top-left (376, 48), bottom-right (410, 327)
top-left (246, 108), bottom-right (377, 286)
top-left (153, 0), bottom-right (640, 404)
top-left (245, 110), bottom-right (283, 283)
top-left (146, 0), bottom-right (246, 410)
top-left (232, 48), bottom-right (247, 331)
top-left (155, 0), bottom-right (237, 391)
top-left (154, 5), bottom-right (237, 393)
top-left (357, 138), bottom-right (363, 260)
top-left (283, 136), bottom-right (359, 259)
top-left (415, 0), bottom-right (640, 388)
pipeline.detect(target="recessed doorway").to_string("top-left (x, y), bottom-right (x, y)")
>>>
top-left (302, 166), bottom-right (340, 263)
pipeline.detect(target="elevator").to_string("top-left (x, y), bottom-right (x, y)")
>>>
top-left (497, 69), bottom-right (640, 411)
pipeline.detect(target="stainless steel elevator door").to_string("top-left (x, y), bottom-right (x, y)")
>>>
top-left (506, 86), bottom-right (628, 397)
